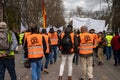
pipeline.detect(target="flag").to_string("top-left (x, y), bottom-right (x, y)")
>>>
top-left (42, 0), bottom-right (47, 28)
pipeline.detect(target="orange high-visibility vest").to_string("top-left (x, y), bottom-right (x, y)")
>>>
top-left (24, 32), bottom-right (31, 41)
top-left (48, 33), bottom-right (51, 38)
top-left (91, 33), bottom-right (98, 48)
top-left (79, 32), bottom-right (94, 55)
top-left (27, 34), bottom-right (44, 58)
top-left (42, 34), bottom-right (50, 53)
top-left (97, 36), bottom-right (102, 44)
top-left (50, 32), bottom-right (58, 45)
top-left (60, 32), bottom-right (74, 52)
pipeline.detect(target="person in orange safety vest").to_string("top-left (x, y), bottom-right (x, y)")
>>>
top-left (42, 29), bottom-right (51, 73)
top-left (78, 26), bottom-right (95, 80)
top-left (89, 29), bottom-right (98, 67)
top-left (24, 26), bottom-right (46, 80)
top-left (48, 28), bottom-right (58, 64)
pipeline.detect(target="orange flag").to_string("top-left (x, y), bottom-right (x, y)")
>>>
top-left (42, 0), bottom-right (47, 28)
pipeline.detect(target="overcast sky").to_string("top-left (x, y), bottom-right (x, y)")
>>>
top-left (63, 0), bottom-right (108, 13)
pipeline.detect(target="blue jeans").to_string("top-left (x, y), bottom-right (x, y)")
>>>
top-left (106, 46), bottom-right (112, 60)
top-left (0, 58), bottom-right (17, 80)
top-left (31, 59), bottom-right (42, 80)
top-left (50, 46), bottom-right (58, 63)
top-left (44, 53), bottom-right (50, 69)
top-left (113, 50), bottom-right (120, 65)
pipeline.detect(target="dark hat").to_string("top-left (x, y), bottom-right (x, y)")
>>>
top-left (49, 28), bottom-right (54, 33)
top-left (42, 29), bottom-right (47, 34)
top-left (65, 27), bottom-right (71, 34)
top-left (90, 29), bottom-right (95, 31)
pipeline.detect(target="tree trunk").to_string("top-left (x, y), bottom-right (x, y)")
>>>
top-left (112, 0), bottom-right (120, 32)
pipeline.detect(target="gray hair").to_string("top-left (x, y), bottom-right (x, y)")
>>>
top-left (81, 26), bottom-right (88, 32)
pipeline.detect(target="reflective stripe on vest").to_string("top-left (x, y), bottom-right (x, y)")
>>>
top-left (50, 32), bottom-right (58, 45)
top-left (42, 34), bottom-right (50, 53)
top-left (27, 34), bottom-right (44, 58)
top-left (79, 32), bottom-right (94, 55)
top-left (43, 34), bottom-right (50, 53)
top-left (19, 33), bottom-right (24, 44)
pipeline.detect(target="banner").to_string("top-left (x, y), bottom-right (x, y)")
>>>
top-left (72, 17), bottom-right (105, 33)
top-left (89, 19), bottom-right (105, 33)
top-left (73, 17), bottom-right (89, 29)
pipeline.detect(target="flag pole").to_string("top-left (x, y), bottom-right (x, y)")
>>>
top-left (42, 0), bottom-right (47, 28)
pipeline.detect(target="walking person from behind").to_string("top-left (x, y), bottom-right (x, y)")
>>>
top-left (24, 26), bottom-right (46, 80)
top-left (78, 26), bottom-right (95, 80)
top-left (105, 32), bottom-right (113, 60)
top-left (42, 29), bottom-right (51, 73)
top-left (73, 29), bottom-right (80, 65)
top-left (97, 32), bottom-right (106, 65)
top-left (0, 22), bottom-right (18, 80)
top-left (48, 28), bottom-right (58, 64)
top-left (58, 25), bottom-right (77, 80)
top-left (111, 31), bottom-right (120, 66)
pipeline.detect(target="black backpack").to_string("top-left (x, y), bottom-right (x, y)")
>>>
top-left (60, 33), bottom-right (73, 52)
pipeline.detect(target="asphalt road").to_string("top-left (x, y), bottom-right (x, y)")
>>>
top-left (5, 53), bottom-right (120, 80)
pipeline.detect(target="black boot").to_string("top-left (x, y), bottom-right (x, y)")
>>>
top-left (58, 76), bottom-right (62, 80)
top-left (67, 76), bottom-right (72, 80)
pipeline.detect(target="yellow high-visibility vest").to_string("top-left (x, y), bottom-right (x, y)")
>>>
top-left (106, 35), bottom-right (113, 46)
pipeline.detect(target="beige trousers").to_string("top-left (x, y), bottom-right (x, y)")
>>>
top-left (97, 48), bottom-right (104, 63)
top-left (80, 56), bottom-right (93, 79)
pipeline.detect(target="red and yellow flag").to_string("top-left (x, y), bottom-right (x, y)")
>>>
top-left (42, 0), bottom-right (47, 28)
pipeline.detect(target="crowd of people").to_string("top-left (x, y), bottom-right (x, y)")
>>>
top-left (0, 21), bottom-right (120, 80)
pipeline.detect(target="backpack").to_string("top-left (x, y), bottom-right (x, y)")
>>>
top-left (0, 29), bottom-right (10, 50)
top-left (60, 33), bottom-right (73, 52)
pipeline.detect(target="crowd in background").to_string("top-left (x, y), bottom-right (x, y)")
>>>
top-left (0, 21), bottom-right (120, 80)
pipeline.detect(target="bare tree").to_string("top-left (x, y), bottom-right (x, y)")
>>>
top-left (1, 0), bottom-right (66, 29)
top-left (46, 0), bottom-right (65, 27)
top-left (111, 0), bottom-right (120, 31)
top-left (0, 0), bottom-right (8, 21)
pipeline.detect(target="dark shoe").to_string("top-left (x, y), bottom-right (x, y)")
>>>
top-left (106, 58), bottom-right (109, 60)
top-left (58, 76), bottom-right (62, 80)
top-left (79, 78), bottom-right (85, 80)
top-left (98, 61), bottom-right (104, 65)
top-left (67, 76), bottom-right (72, 80)
top-left (50, 62), bottom-right (53, 64)
top-left (76, 63), bottom-right (78, 65)
top-left (114, 64), bottom-right (118, 66)
top-left (88, 78), bottom-right (93, 80)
